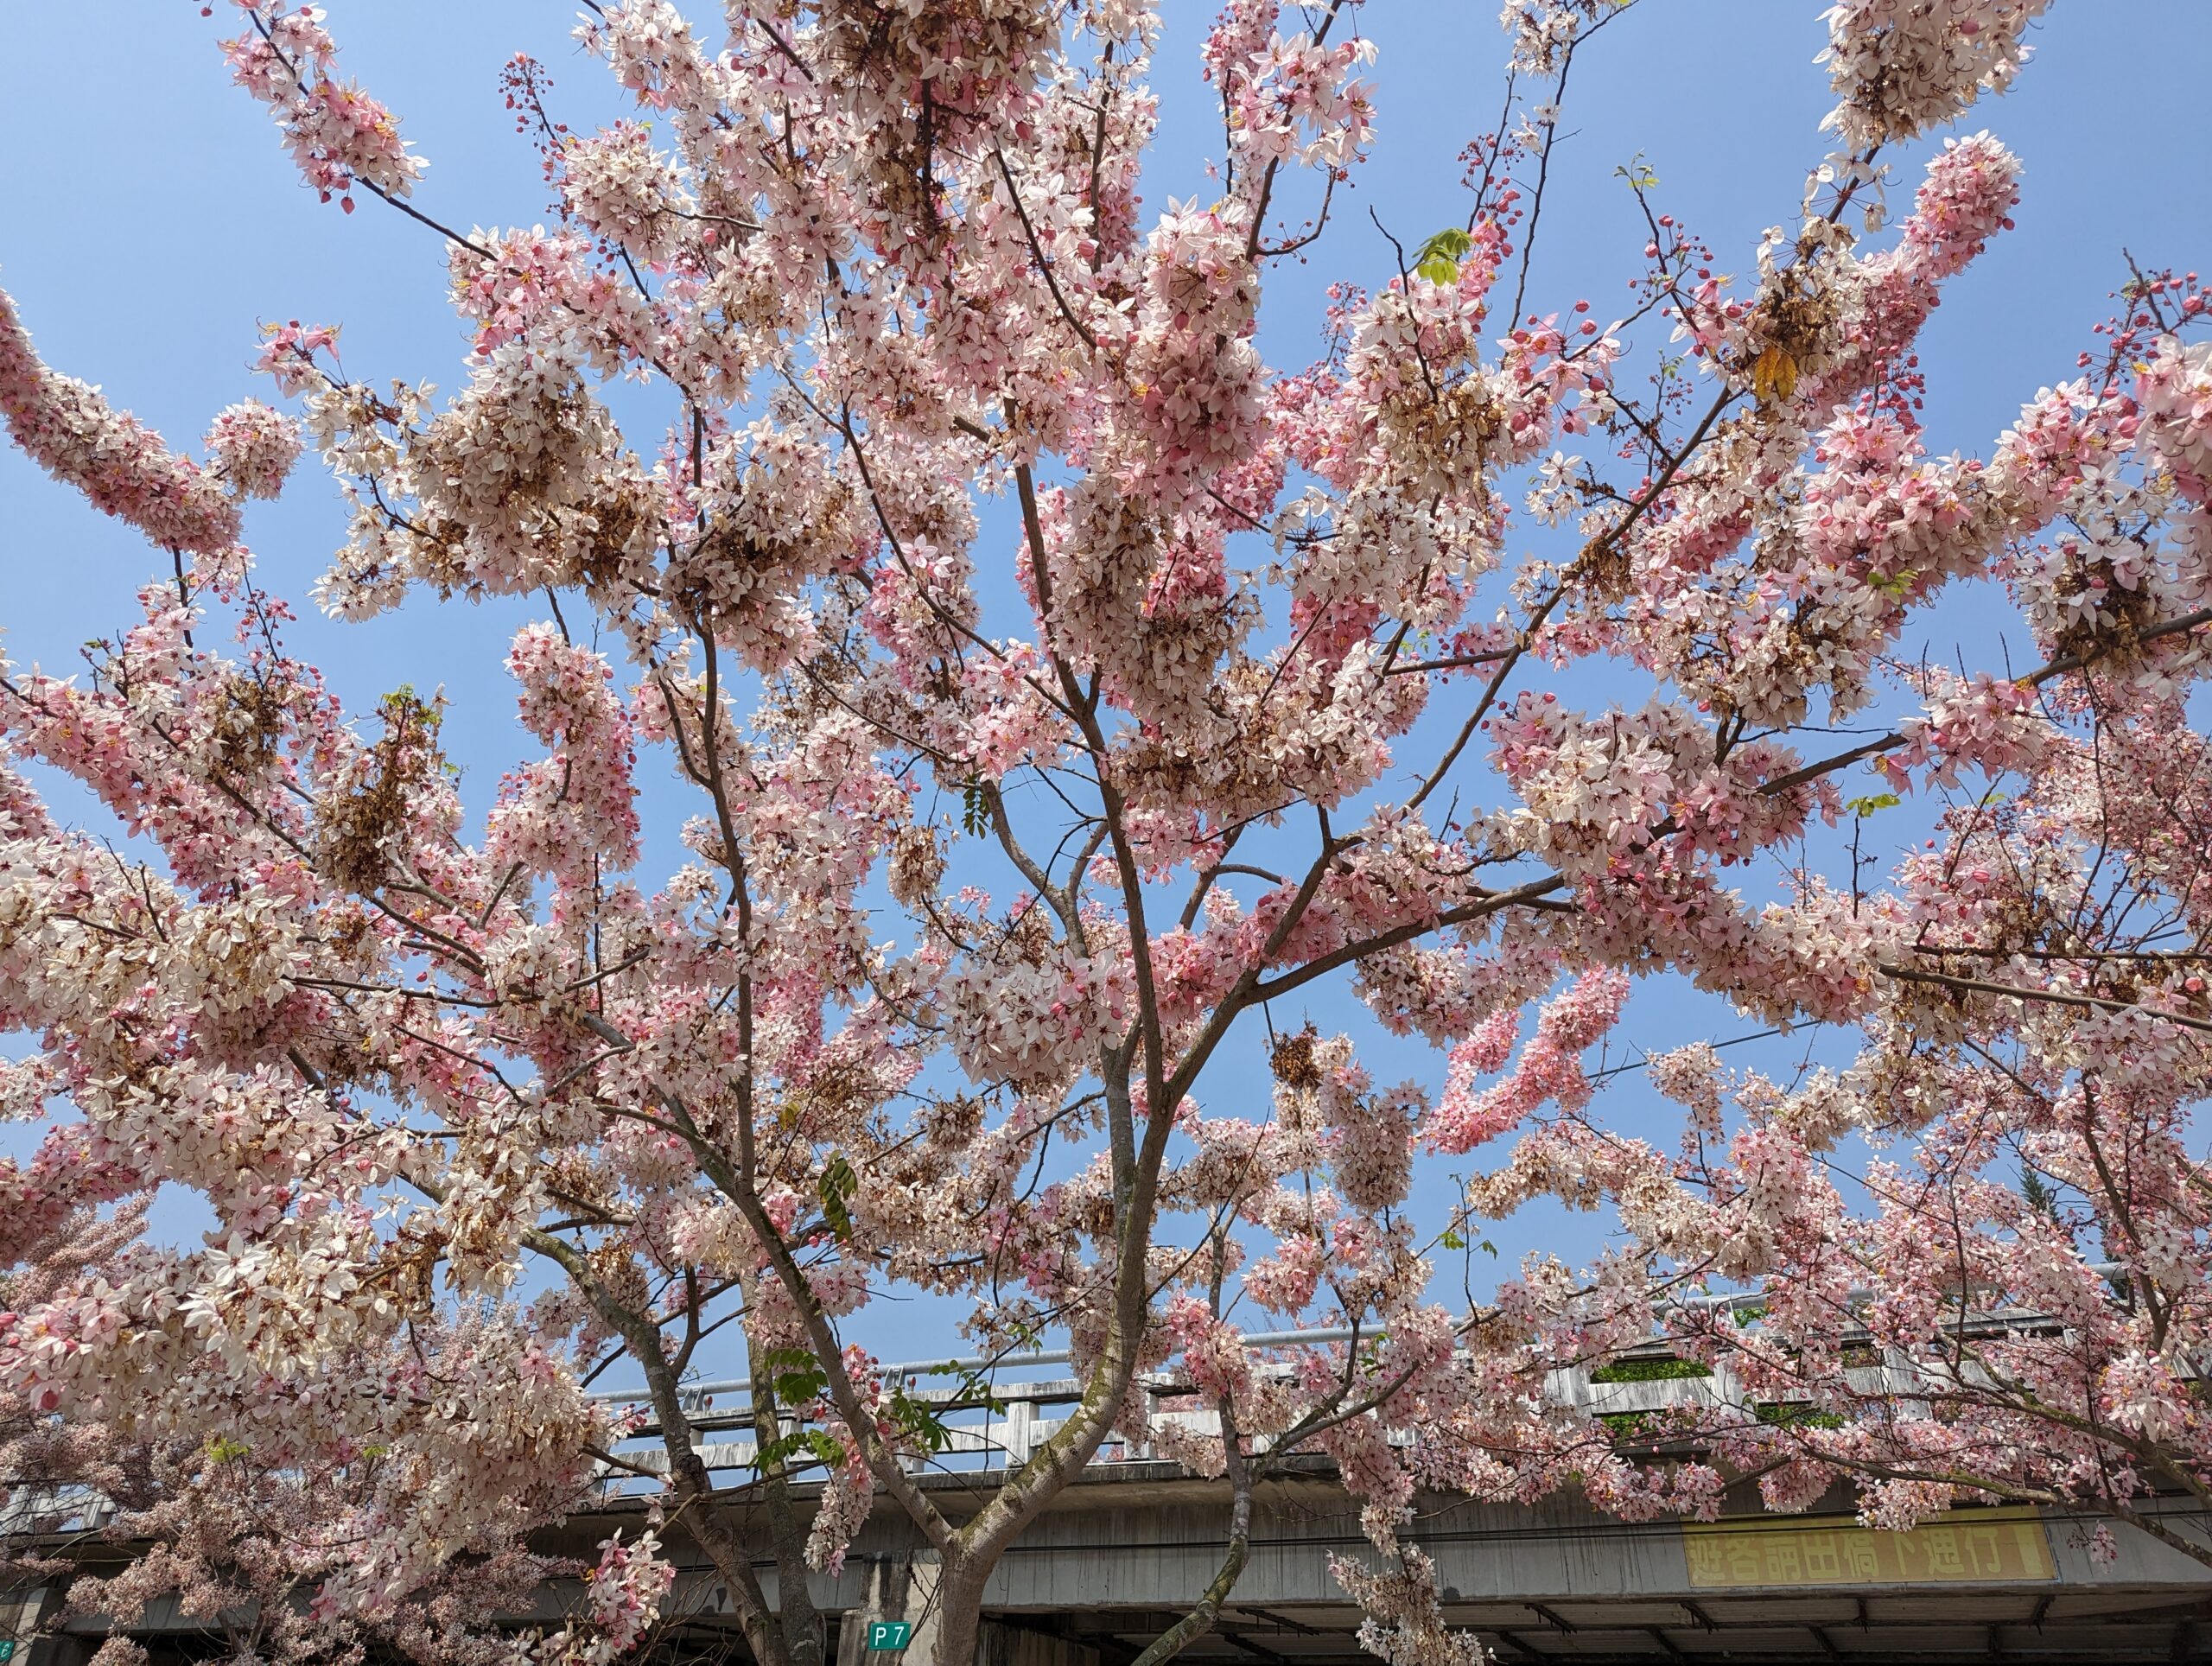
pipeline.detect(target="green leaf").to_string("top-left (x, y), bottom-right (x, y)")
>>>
top-left (819, 1152), bottom-right (857, 1241)
top-left (1844, 792), bottom-right (1901, 817)
top-left (1754, 1402), bottom-right (1846, 1429)
top-left (1589, 1356), bottom-right (1712, 1383)
top-left (960, 778), bottom-right (991, 837)
top-left (1866, 568), bottom-right (1916, 599)
top-left (207, 1435), bottom-right (251, 1466)
top-left (756, 1431), bottom-right (810, 1467)
top-left (1413, 226), bottom-right (1471, 286)
top-left (888, 1386), bottom-right (955, 1453)
top-left (773, 1369), bottom-right (828, 1406)
top-left (1440, 1229), bottom-right (1466, 1251)
top-left (1613, 156), bottom-right (1662, 193)
top-left (758, 1428), bottom-right (847, 1471)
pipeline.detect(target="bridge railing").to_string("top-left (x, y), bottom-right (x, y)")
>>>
top-left (597, 1337), bottom-right (2036, 1483)
top-left (587, 1259), bottom-right (2138, 1485)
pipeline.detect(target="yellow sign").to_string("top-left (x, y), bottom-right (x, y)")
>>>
top-left (1683, 1508), bottom-right (2054, 1588)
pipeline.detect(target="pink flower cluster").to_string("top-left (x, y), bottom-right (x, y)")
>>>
top-left (0, 0), bottom-right (2205, 1655)
top-left (1428, 970), bottom-right (1627, 1154)
top-left (221, 3), bottom-right (426, 207)
top-left (0, 285), bottom-right (241, 554)
top-left (1818, 0), bottom-right (2051, 148)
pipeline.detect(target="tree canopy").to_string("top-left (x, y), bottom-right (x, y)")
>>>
top-left (3, 2), bottom-right (2211, 1663)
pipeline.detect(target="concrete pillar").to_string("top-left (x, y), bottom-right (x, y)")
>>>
top-left (836, 1554), bottom-right (942, 1666)
top-left (833, 1558), bottom-right (1098, 1666)
top-left (0, 1586), bottom-right (80, 1666)
top-left (1001, 1400), bottom-right (1034, 1466)
top-left (895, 1554), bottom-right (947, 1666)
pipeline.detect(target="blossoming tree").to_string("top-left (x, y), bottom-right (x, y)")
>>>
top-left (3, 0), bottom-right (2209, 1663)
top-left (1575, 296), bottom-right (2212, 1567)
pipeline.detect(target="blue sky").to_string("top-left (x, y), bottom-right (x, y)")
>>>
top-left (2, 2), bottom-right (2207, 1375)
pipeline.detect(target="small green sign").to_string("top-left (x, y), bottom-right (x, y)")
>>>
top-left (865, 1620), bottom-right (915, 1654)
top-left (1, 1638), bottom-right (18, 1662)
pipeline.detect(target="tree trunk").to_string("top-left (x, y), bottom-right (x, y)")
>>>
top-left (929, 1562), bottom-right (989, 1666)
top-left (754, 1348), bottom-right (829, 1666)
top-left (537, 1237), bottom-right (795, 1666)
top-left (1128, 1427), bottom-right (1255, 1666)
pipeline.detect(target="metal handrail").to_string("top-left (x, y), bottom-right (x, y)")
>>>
top-left (586, 1263), bottom-right (2126, 1407)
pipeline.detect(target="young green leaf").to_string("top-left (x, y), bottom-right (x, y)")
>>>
top-left (1413, 226), bottom-right (1471, 286)
top-left (960, 778), bottom-right (990, 837)
top-left (819, 1152), bottom-right (858, 1240)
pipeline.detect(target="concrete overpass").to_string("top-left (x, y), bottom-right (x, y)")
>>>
top-left (14, 1456), bottom-right (2212, 1664)
top-left (10, 1342), bottom-right (2212, 1663)
top-left (608, 1463), bottom-right (2212, 1665)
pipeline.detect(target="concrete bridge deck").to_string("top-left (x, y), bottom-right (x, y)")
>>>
top-left (13, 1321), bottom-right (2212, 1664)
top-left (671, 1464), bottom-right (2212, 1664)
top-left (15, 1459), bottom-right (2212, 1663)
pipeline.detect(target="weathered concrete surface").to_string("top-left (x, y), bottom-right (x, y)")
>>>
top-left (22, 1464), bottom-right (2212, 1662)
top-left (514, 1463), bottom-right (2212, 1662)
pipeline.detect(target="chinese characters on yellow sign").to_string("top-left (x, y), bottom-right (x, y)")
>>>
top-left (1683, 1508), bottom-right (2055, 1588)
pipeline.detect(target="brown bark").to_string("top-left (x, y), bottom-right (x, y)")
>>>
top-left (518, 1222), bottom-right (794, 1666)
top-left (753, 1346), bottom-right (828, 1666)
top-left (1128, 1413), bottom-right (1255, 1666)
